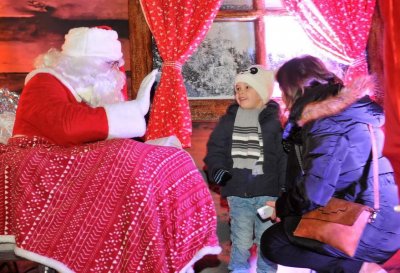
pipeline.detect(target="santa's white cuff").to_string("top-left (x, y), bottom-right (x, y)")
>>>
top-left (104, 100), bottom-right (146, 139)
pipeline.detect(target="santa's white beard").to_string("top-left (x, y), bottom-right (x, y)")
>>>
top-left (35, 49), bottom-right (126, 107)
top-left (63, 64), bottom-right (126, 107)
top-left (70, 68), bottom-right (126, 107)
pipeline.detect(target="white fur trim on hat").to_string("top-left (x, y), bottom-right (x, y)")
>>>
top-left (61, 27), bottom-right (123, 61)
top-left (235, 65), bottom-right (275, 104)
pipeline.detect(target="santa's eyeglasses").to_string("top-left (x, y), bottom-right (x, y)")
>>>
top-left (107, 60), bottom-right (120, 69)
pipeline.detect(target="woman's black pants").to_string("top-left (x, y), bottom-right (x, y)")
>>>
top-left (260, 222), bottom-right (364, 273)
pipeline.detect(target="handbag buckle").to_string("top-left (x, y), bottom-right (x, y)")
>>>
top-left (369, 210), bottom-right (378, 223)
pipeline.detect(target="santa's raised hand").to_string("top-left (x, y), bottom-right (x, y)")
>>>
top-left (104, 69), bottom-right (158, 139)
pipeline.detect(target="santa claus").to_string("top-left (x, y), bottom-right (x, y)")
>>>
top-left (12, 26), bottom-right (157, 146)
top-left (0, 26), bottom-right (220, 273)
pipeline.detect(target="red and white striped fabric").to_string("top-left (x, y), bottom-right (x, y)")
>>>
top-left (0, 136), bottom-right (220, 273)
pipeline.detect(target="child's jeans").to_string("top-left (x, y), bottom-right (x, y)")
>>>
top-left (227, 196), bottom-right (277, 273)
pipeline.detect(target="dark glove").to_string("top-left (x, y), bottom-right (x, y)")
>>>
top-left (213, 169), bottom-right (232, 186)
top-left (282, 120), bottom-right (302, 153)
top-left (282, 139), bottom-right (293, 153)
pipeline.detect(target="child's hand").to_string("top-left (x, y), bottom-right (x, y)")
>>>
top-left (213, 169), bottom-right (232, 186)
top-left (266, 201), bottom-right (281, 223)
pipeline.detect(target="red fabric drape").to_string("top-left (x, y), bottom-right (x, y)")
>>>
top-left (380, 0), bottom-right (400, 197)
top-left (282, 0), bottom-right (376, 84)
top-left (140, 0), bottom-right (222, 148)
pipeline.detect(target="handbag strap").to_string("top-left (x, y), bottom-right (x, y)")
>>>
top-left (293, 124), bottom-right (380, 212)
top-left (368, 124), bottom-right (380, 212)
top-left (294, 144), bottom-right (305, 176)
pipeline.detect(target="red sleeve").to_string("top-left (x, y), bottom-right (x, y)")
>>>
top-left (13, 73), bottom-right (109, 146)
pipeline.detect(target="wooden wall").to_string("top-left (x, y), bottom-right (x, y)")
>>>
top-left (367, 2), bottom-right (385, 106)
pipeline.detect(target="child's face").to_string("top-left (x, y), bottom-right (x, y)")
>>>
top-left (235, 82), bottom-right (264, 109)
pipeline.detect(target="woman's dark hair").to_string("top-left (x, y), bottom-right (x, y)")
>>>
top-left (276, 55), bottom-right (343, 110)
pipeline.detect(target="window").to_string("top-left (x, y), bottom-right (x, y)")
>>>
top-left (185, 0), bottom-right (347, 120)
top-left (130, 0), bottom-right (347, 121)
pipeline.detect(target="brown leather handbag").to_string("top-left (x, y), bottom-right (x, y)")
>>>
top-left (292, 124), bottom-right (379, 257)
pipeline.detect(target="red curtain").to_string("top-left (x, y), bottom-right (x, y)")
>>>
top-left (282, 0), bottom-right (376, 84)
top-left (140, 0), bottom-right (222, 148)
top-left (380, 0), bottom-right (400, 197)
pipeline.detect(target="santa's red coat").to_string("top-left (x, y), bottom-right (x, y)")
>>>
top-left (13, 72), bottom-right (109, 146)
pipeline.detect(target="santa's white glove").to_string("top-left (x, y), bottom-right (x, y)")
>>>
top-left (135, 69), bottom-right (158, 115)
top-left (104, 69), bottom-right (159, 139)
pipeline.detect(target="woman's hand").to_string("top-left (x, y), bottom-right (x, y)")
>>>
top-left (266, 201), bottom-right (281, 223)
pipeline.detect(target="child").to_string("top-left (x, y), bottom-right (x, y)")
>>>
top-left (204, 65), bottom-right (287, 273)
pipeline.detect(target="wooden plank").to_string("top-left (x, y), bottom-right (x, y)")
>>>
top-left (128, 0), bottom-right (152, 99)
top-left (189, 99), bottom-right (234, 122)
top-left (254, 0), bottom-right (267, 66)
top-left (216, 9), bottom-right (287, 22)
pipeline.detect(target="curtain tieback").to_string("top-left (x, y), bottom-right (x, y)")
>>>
top-left (163, 61), bottom-right (182, 70)
top-left (350, 55), bottom-right (366, 67)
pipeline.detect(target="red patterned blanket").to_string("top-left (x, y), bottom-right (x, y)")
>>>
top-left (0, 136), bottom-right (220, 273)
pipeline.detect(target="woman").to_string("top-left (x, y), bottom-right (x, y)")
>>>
top-left (260, 55), bottom-right (400, 273)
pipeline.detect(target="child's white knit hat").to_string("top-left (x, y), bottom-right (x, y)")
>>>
top-left (235, 65), bottom-right (275, 104)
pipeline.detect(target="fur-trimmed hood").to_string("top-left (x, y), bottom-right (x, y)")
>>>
top-left (297, 75), bottom-right (383, 127)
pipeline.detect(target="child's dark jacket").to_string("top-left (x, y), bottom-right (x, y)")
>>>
top-left (204, 100), bottom-right (287, 198)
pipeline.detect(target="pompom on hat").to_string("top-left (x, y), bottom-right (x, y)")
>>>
top-left (61, 26), bottom-right (123, 61)
top-left (235, 65), bottom-right (275, 104)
